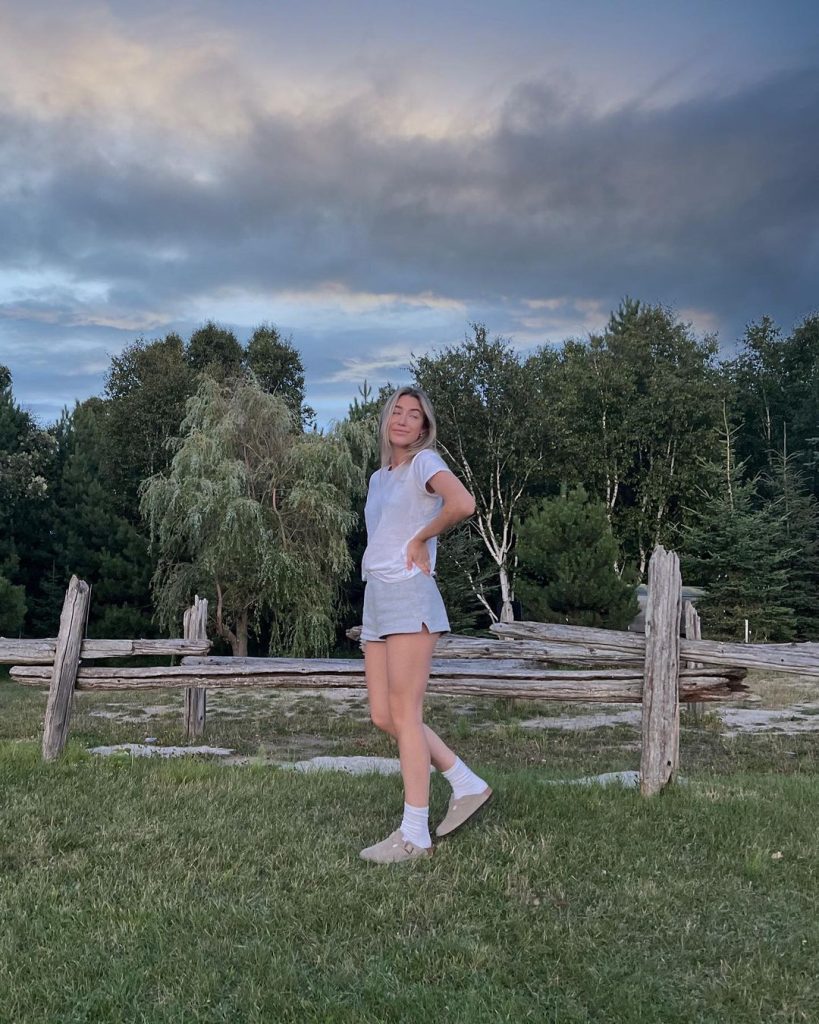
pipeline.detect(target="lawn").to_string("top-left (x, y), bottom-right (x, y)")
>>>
top-left (1, 669), bottom-right (817, 1023)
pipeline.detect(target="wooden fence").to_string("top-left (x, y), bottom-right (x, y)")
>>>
top-left (4, 546), bottom-right (818, 795)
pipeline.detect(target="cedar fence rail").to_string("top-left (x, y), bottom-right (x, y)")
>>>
top-left (4, 546), bottom-right (819, 795)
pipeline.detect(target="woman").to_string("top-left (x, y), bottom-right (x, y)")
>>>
top-left (359, 386), bottom-right (492, 864)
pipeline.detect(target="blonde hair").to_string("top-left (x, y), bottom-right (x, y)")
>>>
top-left (378, 386), bottom-right (438, 467)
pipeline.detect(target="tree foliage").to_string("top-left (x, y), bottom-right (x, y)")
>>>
top-left (4, 301), bottom-right (816, 643)
top-left (245, 325), bottom-right (315, 427)
top-left (104, 334), bottom-right (195, 514)
top-left (51, 398), bottom-right (157, 639)
top-left (186, 321), bottom-right (244, 381)
top-left (0, 365), bottom-right (57, 633)
top-left (680, 427), bottom-right (796, 642)
top-left (412, 325), bottom-right (544, 622)
top-left (729, 314), bottom-right (819, 496)
top-left (516, 487), bottom-right (638, 628)
top-left (761, 449), bottom-right (819, 639)
top-left (557, 299), bottom-right (723, 576)
top-left (141, 377), bottom-right (362, 656)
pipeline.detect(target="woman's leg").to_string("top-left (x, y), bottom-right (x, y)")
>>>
top-left (383, 627), bottom-right (442, 807)
top-left (365, 636), bottom-right (457, 774)
top-left (361, 630), bottom-right (491, 857)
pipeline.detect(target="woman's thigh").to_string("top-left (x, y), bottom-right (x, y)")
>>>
top-left (385, 629), bottom-right (439, 723)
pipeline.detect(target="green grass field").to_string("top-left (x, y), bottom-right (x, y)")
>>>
top-left (1, 669), bottom-right (817, 1023)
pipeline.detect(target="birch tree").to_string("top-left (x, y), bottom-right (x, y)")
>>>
top-left (412, 325), bottom-right (545, 622)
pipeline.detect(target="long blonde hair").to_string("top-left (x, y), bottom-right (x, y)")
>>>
top-left (378, 386), bottom-right (438, 467)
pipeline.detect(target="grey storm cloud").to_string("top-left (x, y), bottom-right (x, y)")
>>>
top-left (2, 53), bottom-right (819, 428)
top-left (2, 63), bottom-right (818, 325)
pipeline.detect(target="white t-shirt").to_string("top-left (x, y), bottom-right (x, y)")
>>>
top-left (362, 448), bottom-right (451, 582)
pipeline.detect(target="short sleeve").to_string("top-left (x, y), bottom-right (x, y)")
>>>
top-left (411, 449), bottom-right (450, 494)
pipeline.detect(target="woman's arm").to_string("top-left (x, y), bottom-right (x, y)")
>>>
top-left (405, 471), bottom-right (476, 574)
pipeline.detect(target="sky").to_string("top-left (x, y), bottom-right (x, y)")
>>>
top-left (1, 0), bottom-right (818, 427)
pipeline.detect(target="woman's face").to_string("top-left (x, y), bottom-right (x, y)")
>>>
top-left (389, 394), bottom-right (426, 450)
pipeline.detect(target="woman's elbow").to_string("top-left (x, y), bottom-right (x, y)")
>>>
top-left (461, 495), bottom-right (476, 519)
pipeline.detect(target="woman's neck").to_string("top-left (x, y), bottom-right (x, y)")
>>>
top-left (388, 446), bottom-right (413, 469)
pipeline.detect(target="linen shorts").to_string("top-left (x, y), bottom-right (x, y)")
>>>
top-left (361, 573), bottom-right (451, 642)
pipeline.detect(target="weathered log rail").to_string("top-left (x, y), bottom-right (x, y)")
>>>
top-left (346, 628), bottom-right (644, 666)
top-left (12, 659), bottom-right (747, 702)
top-left (489, 622), bottom-right (819, 676)
top-left (0, 637), bottom-right (211, 665)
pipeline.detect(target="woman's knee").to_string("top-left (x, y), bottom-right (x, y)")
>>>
top-left (370, 709), bottom-right (396, 735)
top-left (387, 701), bottom-right (424, 735)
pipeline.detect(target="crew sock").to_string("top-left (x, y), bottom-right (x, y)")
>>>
top-left (400, 803), bottom-right (432, 848)
top-left (442, 757), bottom-right (488, 799)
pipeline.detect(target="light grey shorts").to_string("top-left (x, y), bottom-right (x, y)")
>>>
top-left (361, 573), bottom-right (451, 642)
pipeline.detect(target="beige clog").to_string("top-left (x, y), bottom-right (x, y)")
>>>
top-left (435, 787), bottom-right (493, 838)
top-left (359, 829), bottom-right (433, 864)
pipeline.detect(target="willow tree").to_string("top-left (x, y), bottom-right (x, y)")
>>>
top-left (140, 376), bottom-right (362, 656)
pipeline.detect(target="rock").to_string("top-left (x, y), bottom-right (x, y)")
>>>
top-left (90, 743), bottom-right (234, 759)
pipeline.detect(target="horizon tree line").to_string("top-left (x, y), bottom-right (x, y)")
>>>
top-left (1, 300), bottom-right (817, 646)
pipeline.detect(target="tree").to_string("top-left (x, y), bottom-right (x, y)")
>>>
top-left (786, 315), bottom-right (819, 494)
top-left (0, 365), bottom-right (57, 634)
top-left (680, 420), bottom-right (795, 642)
top-left (141, 376), bottom-right (362, 656)
top-left (0, 570), bottom-right (26, 636)
top-left (762, 444), bottom-right (819, 640)
top-left (186, 321), bottom-right (244, 381)
top-left (245, 325), bottom-right (315, 427)
top-left (728, 316), bottom-right (786, 478)
top-left (729, 314), bottom-right (819, 496)
top-left (104, 334), bottom-right (195, 515)
top-left (50, 398), bottom-right (157, 639)
top-left (412, 325), bottom-right (545, 622)
top-left (515, 487), bottom-right (638, 628)
top-left (557, 299), bottom-right (723, 576)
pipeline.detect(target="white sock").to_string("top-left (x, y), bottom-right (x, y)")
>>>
top-left (443, 757), bottom-right (488, 799)
top-left (400, 803), bottom-right (431, 848)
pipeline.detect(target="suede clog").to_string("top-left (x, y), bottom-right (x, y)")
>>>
top-left (435, 787), bottom-right (493, 838)
top-left (359, 829), bottom-right (433, 864)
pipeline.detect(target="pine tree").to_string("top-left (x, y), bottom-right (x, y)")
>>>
top-left (762, 444), bottom-right (819, 639)
top-left (0, 365), bottom-right (57, 634)
top-left (680, 418), bottom-right (795, 641)
top-left (515, 486), bottom-right (638, 628)
top-left (52, 399), bottom-right (157, 639)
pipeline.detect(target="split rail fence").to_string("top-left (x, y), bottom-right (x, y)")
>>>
top-left (4, 546), bottom-right (819, 796)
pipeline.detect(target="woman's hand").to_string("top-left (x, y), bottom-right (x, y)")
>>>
top-left (406, 536), bottom-right (432, 574)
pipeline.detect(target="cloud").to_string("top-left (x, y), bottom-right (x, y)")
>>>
top-left (322, 342), bottom-right (415, 383)
top-left (0, 3), bottom-right (817, 424)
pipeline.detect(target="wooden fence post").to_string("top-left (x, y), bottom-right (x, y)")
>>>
top-left (682, 600), bottom-right (704, 724)
top-left (183, 596), bottom-right (208, 739)
top-left (640, 546), bottom-right (682, 796)
top-left (42, 575), bottom-right (90, 761)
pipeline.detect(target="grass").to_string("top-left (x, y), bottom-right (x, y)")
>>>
top-left (1, 667), bottom-right (818, 1022)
